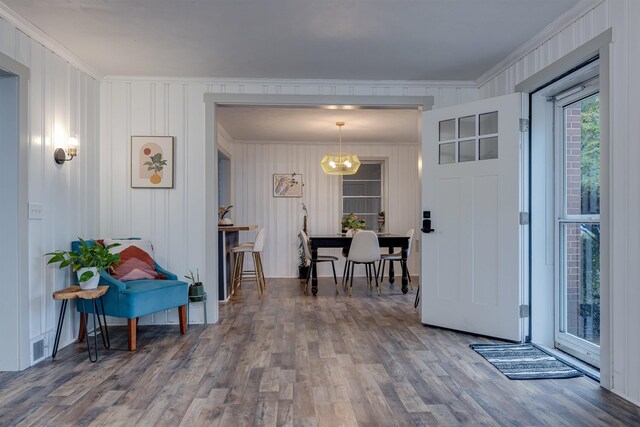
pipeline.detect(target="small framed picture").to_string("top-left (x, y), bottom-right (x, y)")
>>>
top-left (273, 173), bottom-right (303, 198)
top-left (131, 136), bottom-right (174, 188)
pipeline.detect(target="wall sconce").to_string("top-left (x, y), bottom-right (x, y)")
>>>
top-left (54, 136), bottom-right (78, 165)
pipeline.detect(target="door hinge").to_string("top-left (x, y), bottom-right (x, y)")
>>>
top-left (519, 212), bottom-right (529, 225)
top-left (519, 304), bottom-right (530, 318)
top-left (519, 118), bottom-right (529, 132)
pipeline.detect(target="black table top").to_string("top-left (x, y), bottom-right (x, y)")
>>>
top-left (309, 234), bottom-right (409, 249)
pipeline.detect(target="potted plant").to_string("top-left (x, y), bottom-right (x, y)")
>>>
top-left (185, 269), bottom-right (205, 302)
top-left (46, 238), bottom-right (121, 290)
top-left (219, 205), bottom-right (233, 225)
top-left (341, 213), bottom-right (365, 233)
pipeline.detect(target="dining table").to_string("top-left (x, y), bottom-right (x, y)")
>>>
top-left (308, 234), bottom-right (411, 296)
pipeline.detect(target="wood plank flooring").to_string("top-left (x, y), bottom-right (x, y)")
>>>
top-left (1, 278), bottom-right (639, 426)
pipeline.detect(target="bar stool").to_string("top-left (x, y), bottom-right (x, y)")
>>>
top-left (231, 228), bottom-right (267, 298)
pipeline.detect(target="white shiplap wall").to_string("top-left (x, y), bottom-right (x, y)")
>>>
top-left (234, 142), bottom-right (421, 278)
top-left (100, 79), bottom-right (476, 326)
top-left (478, 0), bottom-right (640, 406)
top-left (0, 13), bottom-right (101, 364)
top-left (477, 1), bottom-right (610, 98)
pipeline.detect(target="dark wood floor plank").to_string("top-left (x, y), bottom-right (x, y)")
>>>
top-left (0, 278), bottom-right (639, 426)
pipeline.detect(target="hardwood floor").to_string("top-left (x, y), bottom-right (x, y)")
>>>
top-left (1, 277), bottom-right (639, 426)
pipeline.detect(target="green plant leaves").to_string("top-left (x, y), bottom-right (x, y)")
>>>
top-left (45, 238), bottom-right (121, 275)
top-left (79, 270), bottom-right (95, 282)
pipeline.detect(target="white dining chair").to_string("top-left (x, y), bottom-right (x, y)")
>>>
top-left (345, 230), bottom-right (381, 296)
top-left (341, 228), bottom-right (354, 291)
top-left (378, 228), bottom-right (414, 290)
top-left (231, 228), bottom-right (267, 298)
top-left (300, 230), bottom-right (339, 294)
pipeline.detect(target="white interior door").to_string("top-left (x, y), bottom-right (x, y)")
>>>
top-left (421, 93), bottom-right (528, 342)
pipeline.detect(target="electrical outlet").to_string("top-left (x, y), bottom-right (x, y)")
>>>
top-left (28, 203), bottom-right (43, 220)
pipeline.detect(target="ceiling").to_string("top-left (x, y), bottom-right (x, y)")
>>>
top-left (217, 107), bottom-right (420, 143)
top-left (4, 0), bottom-right (580, 145)
top-left (4, 0), bottom-right (580, 80)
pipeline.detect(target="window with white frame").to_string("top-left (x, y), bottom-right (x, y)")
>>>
top-left (341, 161), bottom-right (385, 231)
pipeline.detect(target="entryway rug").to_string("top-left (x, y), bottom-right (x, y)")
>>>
top-left (469, 343), bottom-right (584, 380)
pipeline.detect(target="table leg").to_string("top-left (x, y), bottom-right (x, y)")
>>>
top-left (52, 299), bottom-right (68, 358)
top-left (96, 297), bottom-right (110, 349)
top-left (388, 247), bottom-right (395, 285)
top-left (80, 299), bottom-right (98, 362)
top-left (401, 247), bottom-right (409, 294)
top-left (311, 248), bottom-right (318, 295)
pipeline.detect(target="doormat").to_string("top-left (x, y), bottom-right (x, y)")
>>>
top-left (469, 343), bottom-right (584, 380)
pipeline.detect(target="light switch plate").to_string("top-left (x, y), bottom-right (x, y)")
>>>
top-left (28, 203), bottom-right (43, 220)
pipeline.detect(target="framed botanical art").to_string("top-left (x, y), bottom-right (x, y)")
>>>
top-left (131, 136), bottom-right (174, 188)
top-left (273, 173), bottom-right (303, 198)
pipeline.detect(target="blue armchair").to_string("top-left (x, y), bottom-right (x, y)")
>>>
top-left (72, 239), bottom-right (188, 350)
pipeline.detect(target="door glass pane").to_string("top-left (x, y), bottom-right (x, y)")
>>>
top-left (458, 115), bottom-right (475, 139)
top-left (439, 119), bottom-right (455, 141)
top-left (561, 223), bottom-right (600, 345)
top-left (439, 142), bottom-right (455, 164)
top-left (564, 94), bottom-right (600, 215)
top-left (458, 140), bottom-right (475, 162)
top-left (479, 137), bottom-right (498, 160)
top-left (479, 111), bottom-right (498, 135)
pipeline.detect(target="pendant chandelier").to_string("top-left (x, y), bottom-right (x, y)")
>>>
top-left (320, 121), bottom-right (361, 175)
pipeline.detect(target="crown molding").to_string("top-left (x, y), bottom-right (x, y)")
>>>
top-left (217, 124), bottom-right (234, 143)
top-left (234, 140), bottom-right (418, 146)
top-left (475, 0), bottom-right (606, 87)
top-left (0, 1), bottom-right (102, 80)
top-left (102, 75), bottom-right (477, 89)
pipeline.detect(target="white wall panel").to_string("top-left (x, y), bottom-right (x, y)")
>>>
top-left (0, 15), bottom-right (101, 365)
top-left (478, 0), bottom-right (640, 406)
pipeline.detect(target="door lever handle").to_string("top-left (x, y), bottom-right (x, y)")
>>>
top-left (421, 218), bottom-right (434, 233)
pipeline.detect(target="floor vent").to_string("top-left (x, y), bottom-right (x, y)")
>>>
top-left (32, 338), bottom-right (45, 363)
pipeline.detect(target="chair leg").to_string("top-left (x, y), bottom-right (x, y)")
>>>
top-left (306, 261), bottom-right (313, 285)
top-left (232, 252), bottom-right (241, 290)
top-left (255, 252), bottom-right (265, 296)
top-left (349, 262), bottom-right (355, 296)
top-left (252, 252), bottom-right (262, 299)
top-left (257, 253), bottom-right (266, 294)
top-left (374, 262), bottom-right (381, 296)
top-left (342, 260), bottom-right (350, 292)
top-left (178, 305), bottom-right (187, 334)
top-left (406, 263), bottom-right (413, 290)
top-left (377, 259), bottom-right (385, 283)
top-left (331, 260), bottom-right (338, 284)
top-left (236, 252), bottom-right (244, 288)
top-left (127, 318), bottom-right (137, 351)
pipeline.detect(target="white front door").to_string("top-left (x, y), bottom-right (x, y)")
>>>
top-left (421, 93), bottom-right (528, 342)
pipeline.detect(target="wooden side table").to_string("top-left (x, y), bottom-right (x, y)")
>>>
top-left (52, 286), bottom-right (110, 362)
